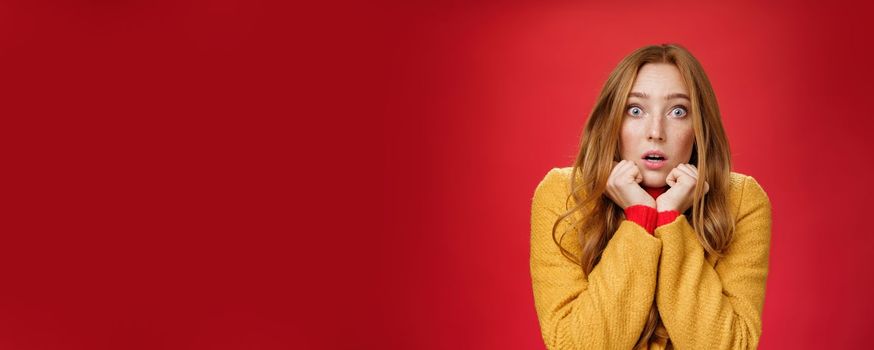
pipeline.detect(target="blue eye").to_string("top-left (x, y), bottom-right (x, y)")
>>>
top-left (671, 106), bottom-right (688, 117)
top-left (627, 106), bottom-right (643, 117)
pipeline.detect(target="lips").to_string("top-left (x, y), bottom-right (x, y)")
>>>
top-left (642, 150), bottom-right (667, 160)
top-left (641, 150), bottom-right (668, 170)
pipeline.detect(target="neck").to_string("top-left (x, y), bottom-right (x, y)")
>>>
top-left (643, 184), bottom-right (669, 199)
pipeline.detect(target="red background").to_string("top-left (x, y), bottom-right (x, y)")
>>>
top-left (1, 0), bottom-right (872, 349)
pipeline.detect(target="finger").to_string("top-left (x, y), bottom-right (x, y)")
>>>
top-left (665, 167), bottom-right (681, 186)
top-left (609, 160), bottom-right (627, 178)
top-left (627, 160), bottom-right (641, 174)
top-left (609, 160), bottom-right (633, 186)
top-left (617, 159), bottom-right (636, 176)
top-left (619, 161), bottom-right (640, 183)
top-left (676, 169), bottom-right (696, 183)
top-left (684, 163), bottom-right (699, 175)
top-left (628, 161), bottom-right (645, 183)
top-left (682, 165), bottom-right (707, 193)
top-left (627, 160), bottom-right (646, 180)
top-left (617, 159), bottom-right (631, 170)
top-left (677, 164), bottom-right (698, 179)
top-left (681, 163), bottom-right (697, 173)
top-left (680, 165), bottom-right (708, 194)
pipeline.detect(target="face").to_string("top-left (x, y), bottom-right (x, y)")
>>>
top-left (620, 63), bottom-right (695, 188)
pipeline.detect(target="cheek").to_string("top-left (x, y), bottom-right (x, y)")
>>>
top-left (676, 129), bottom-right (695, 159)
top-left (619, 123), bottom-right (636, 156)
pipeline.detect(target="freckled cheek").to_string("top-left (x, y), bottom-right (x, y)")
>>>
top-left (619, 129), bottom-right (639, 158)
top-left (674, 130), bottom-right (695, 161)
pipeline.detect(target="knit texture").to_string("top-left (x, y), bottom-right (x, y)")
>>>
top-left (625, 186), bottom-right (679, 235)
top-left (624, 205), bottom-right (660, 234)
top-left (529, 167), bottom-right (771, 349)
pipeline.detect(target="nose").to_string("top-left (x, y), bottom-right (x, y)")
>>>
top-left (647, 115), bottom-right (665, 142)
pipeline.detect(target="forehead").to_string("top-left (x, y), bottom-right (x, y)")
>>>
top-left (630, 63), bottom-right (688, 96)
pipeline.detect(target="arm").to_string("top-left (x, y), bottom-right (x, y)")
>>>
top-left (653, 175), bottom-right (772, 349)
top-left (530, 168), bottom-right (663, 349)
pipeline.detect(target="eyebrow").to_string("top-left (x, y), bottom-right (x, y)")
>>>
top-left (628, 91), bottom-right (690, 101)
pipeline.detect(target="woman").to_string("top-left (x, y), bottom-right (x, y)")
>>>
top-left (529, 44), bottom-right (771, 350)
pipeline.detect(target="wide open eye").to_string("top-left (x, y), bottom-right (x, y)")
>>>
top-left (627, 106), bottom-right (643, 117)
top-left (670, 106), bottom-right (688, 118)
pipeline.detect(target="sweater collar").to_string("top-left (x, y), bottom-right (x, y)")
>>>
top-left (643, 185), bottom-right (669, 199)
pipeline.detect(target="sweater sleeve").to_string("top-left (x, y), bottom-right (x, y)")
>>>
top-left (624, 205), bottom-right (659, 234)
top-left (530, 168), bottom-right (663, 349)
top-left (653, 175), bottom-right (772, 349)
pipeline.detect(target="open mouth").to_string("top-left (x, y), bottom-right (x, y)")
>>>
top-left (641, 151), bottom-right (667, 169)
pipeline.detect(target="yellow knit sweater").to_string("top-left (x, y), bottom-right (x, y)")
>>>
top-left (529, 167), bottom-right (771, 349)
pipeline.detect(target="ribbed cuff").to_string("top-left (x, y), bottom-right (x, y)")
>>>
top-left (625, 205), bottom-right (658, 235)
top-left (657, 210), bottom-right (680, 227)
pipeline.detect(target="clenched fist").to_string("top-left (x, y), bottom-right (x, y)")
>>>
top-left (656, 163), bottom-right (710, 213)
top-left (605, 160), bottom-right (656, 209)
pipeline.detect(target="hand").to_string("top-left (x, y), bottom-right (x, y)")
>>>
top-left (656, 164), bottom-right (710, 213)
top-left (605, 160), bottom-right (656, 209)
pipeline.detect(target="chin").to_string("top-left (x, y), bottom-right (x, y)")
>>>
top-left (642, 173), bottom-right (667, 188)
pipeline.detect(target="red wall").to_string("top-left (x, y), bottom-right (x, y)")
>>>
top-left (384, 1), bottom-right (874, 349)
top-left (1, 0), bottom-right (871, 349)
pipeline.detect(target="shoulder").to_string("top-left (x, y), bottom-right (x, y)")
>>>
top-left (727, 171), bottom-right (772, 220)
top-left (531, 167), bottom-right (575, 210)
top-left (530, 167), bottom-right (581, 252)
top-left (533, 167), bottom-right (574, 196)
top-left (538, 167), bottom-right (574, 186)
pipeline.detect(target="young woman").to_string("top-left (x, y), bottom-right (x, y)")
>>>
top-left (529, 44), bottom-right (771, 349)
